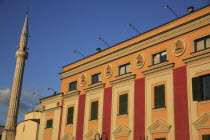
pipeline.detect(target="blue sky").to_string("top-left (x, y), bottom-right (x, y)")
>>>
top-left (0, 0), bottom-right (209, 125)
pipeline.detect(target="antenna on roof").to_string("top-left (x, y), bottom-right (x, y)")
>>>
top-left (48, 88), bottom-right (58, 95)
top-left (164, 5), bottom-right (179, 18)
top-left (73, 50), bottom-right (86, 58)
top-left (97, 37), bottom-right (110, 47)
top-left (127, 24), bottom-right (140, 35)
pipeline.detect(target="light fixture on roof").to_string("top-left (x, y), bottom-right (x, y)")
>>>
top-left (48, 88), bottom-right (58, 95)
top-left (187, 6), bottom-right (194, 13)
top-left (164, 5), bottom-right (179, 18)
top-left (32, 92), bottom-right (44, 98)
top-left (97, 37), bottom-right (110, 47)
top-left (73, 49), bottom-right (86, 58)
top-left (127, 24), bottom-right (140, 35)
top-left (96, 48), bottom-right (102, 52)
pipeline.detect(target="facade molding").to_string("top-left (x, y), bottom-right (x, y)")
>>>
top-left (63, 91), bottom-right (80, 98)
top-left (110, 73), bottom-right (136, 86)
top-left (41, 106), bottom-right (61, 113)
top-left (183, 51), bottom-right (210, 64)
top-left (84, 128), bottom-right (98, 140)
top-left (61, 132), bottom-right (74, 140)
top-left (193, 112), bottom-right (210, 130)
top-left (142, 63), bottom-right (175, 76)
top-left (60, 14), bottom-right (210, 79)
top-left (113, 124), bottom-right (131, 137)
top-left (84, 83), bottom-right (106, 93)
top-left (148, 119), bottom-right (171, 134)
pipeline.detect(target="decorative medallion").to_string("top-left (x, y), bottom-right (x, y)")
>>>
top-left (79, 74), bottom-right (87, 86)
top-left (134, 54), bottom-right (145, 68)
top-left (172, 40), bottom-right (186, 56)
top-left (104, 65), bottom-right (113, 79)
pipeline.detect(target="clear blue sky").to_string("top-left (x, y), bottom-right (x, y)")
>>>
top-left (0, 0), bottom-right (209, 124)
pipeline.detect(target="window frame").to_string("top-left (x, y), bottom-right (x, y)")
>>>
top-left (202, 134), bottom-right (210, 140)
top-left (66, 106), bottom-right (74, 125)
top-left (46, 119), bottom-right (53, 128)
top-left (118, 63), bottom-right (130, 76)
top-left (91, 73), bottom-right (101, 84)
top-left (69, 81), bottom-right (77, 91)
top-left (154, 84), bottom-right (166, 109)
top-left (194, 35), bottom-right (210, 52)
top-left (152, 50), bottom-right (167, 65)
top-left (90, 101), bottom-right (98, 120)
top-left (192, 74), bottom-right (210, 101)
top-left (155, 138), bottom-right (166, 140)
top-left (118, 93), bottom-right (128, 115)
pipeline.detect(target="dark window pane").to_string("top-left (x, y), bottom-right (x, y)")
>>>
top-left (92, 73), bottom-right (100, 84)
top-left (152, 51), bottom-right (167, 65)
top-left (119, 63), bottom-right (130, 75)
top-left (69, 81), bottom-right (77, 91)
top-left (155, 138), bottom-right (166, 140)
top-left (154, 85), bottom-right (165, 108)
top-left (91, 101), bottom-right (98, 120)
top-left (46, 119), bottom-right (53, 128)
top-left (119, 94), bottom-right (128, 115)
top-left (67, 107), bottom-right (74, 124)
top-left (192, 77), bottom-right (203, 101)
top-left (202, 134), bottom-right (210, 140)
top-left (202, 75), bottom-right (210, 100)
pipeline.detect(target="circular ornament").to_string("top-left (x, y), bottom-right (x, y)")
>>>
top-left (172, 40), bottom-right (186, 56)
top-left (104, 65), bottom-right (113, 79)
top-left (79, 74), bottom-right (87, 86)
top-left (134, 54), bottom-right (145, 69)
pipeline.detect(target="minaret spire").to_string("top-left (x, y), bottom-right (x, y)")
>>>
top-left (2, 11), bottom-right (29, 140)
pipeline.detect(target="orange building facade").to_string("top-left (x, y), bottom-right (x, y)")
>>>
top-left (36, 5), bottom-right (210, 140)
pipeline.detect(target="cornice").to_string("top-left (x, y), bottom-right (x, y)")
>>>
top-left (83, 83), bottom-right (105, 93)
top-left (110, 73), bottom-right (136, 86)
top-left (60, 14), bottom-right (210, 79)
top-left (148, 119), bottom-right (171, 134)
top-left (41, 106), bottom-right (61, 112)
top-left (193, 112), bottom-right (210, 130)
top-left (113, 124), bottom-right (131, 137)
top-left (183, 51), bottom-right (210, 64)
top-left (142, 63), bottom-right (175, 76)
top-left (63, 91), bottom-right (80, 99)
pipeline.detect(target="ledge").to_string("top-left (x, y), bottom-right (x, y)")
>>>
top-left (110, 73), bottom-right (136, 86)
top-left (84, 83), bottom-right (105, 93)
top-left (142, 63), bottom-right (175, 76)
top-left (63, 90), bottom-right (80, 98)
top-left (183, 51), bottom-right (210, 64)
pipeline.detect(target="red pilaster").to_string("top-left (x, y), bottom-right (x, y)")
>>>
top-left (134, 78), bottom-right (145, 140)
top-left (76, 94), bottom-right (86, 140)
top-left (58, 100), bottom-right (64, 140)
top-left (173, 66), bottom-right (190, 140)
top-left (102, 87), bottom-right (112, 140)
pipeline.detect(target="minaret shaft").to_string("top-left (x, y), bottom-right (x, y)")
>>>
top-left (1, 13), bottom-right (29, 140)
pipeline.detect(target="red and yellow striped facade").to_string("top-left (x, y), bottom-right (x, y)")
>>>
top-left (37, 5), bottom-right (210, 140)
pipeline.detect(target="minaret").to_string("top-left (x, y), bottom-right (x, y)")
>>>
top-left (2, 12), bottom-right (29, 140)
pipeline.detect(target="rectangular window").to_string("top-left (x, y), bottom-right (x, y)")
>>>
top-left (90, 101), bottom-right (98, 120)
top-left (194, 35), bottom-right (210, 52)
top-left (119, 94), bottom-right (128, 115)
top-left (192, 74), bottom-right (210, 101)
top-left (152, 51), bottom-right (167, 65)
top-left (91, 73), bottom-right (101, 84)
top-left (46, 119), bottom-right (53, 128)
top-left (69, 81), bottom-right (77, 91)
top-left (67, 107), bottom-right (74, 124)
top-left (155, 138), bottom-right (166, 140)
top-left (202, 134), bottom-right (210, 140)
top-left (119, 63), bottom-right (130, 75)
top-left (154, 84), bottom-right (165, 109)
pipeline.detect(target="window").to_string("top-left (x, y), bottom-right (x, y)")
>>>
top-left (152, 51), bottom-right (167, 65)
top-left (192, 74), bottom-right (210, 101)
top-left (194, 35), bottom-right (210, 52)
top-left (119, 94), bottom-right (128, 115)
top-left (155, 138), bottom-right (166, 140)
top-left (119, 63), bottom-right (130, 75)
top-left (90, 101), bottom-right (98, 120)
top-left (154, 84), bottom-right (165, 109)
top-left (69, 81), bottom-right (77, 91)
top-left (202, 134), bottom-right (210, 140)
top-left (91, 73), bottom-right (101, 84)
top-left (46, 119), bottom-right (53, 128)
top-left (67, 107), bottom-right (74, 124)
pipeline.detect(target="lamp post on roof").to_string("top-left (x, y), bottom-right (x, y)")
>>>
top-left (164, 5), bottom-right (179, 18)
top-left (97, 37), bottom-right (110, 47)
top-left (127, 24), bottom-right (140, 35)
top-left (48, 88), bottom-right (58, 95)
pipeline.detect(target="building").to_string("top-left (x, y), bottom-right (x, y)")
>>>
top-left (0, 126), bottom-right (5, 140)
top-left (23, 5), bottom-right (210, 140)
